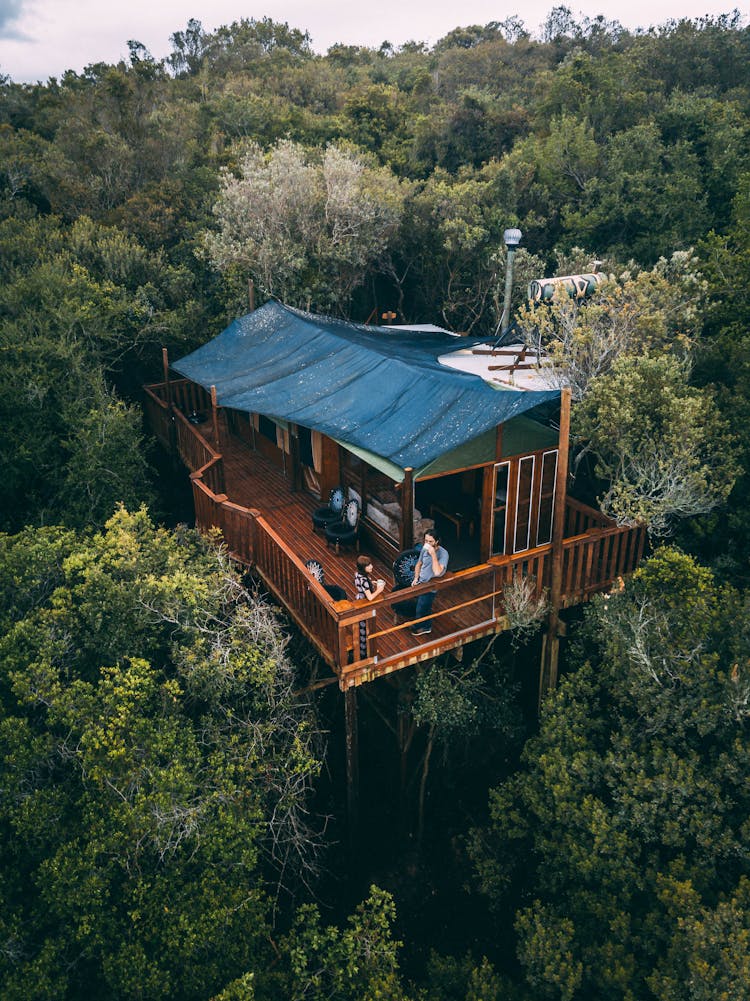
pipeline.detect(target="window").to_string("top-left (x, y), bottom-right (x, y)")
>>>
top-left (536, 450), bottom-right (558, 546)
top-left (513, 455), bottom-right (535, 552)
top-left (492, 462), bottom-right (510, 556)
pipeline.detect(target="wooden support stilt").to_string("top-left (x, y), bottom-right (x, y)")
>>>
top-left (539, 632), bottom-right (560, 708)
top-left (396, 674), bottom-right (414, 832)
top-left (248, 278), bottom-right (255, 313)
top-left (210, 385), bottom-right (220, 450)
top-left (344, 686), bottom-right (359, 848)
top-left (540, 387), bottom-right (571, 707)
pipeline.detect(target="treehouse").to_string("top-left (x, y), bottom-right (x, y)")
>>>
top-left (144, 301), bottom-right (646, 692)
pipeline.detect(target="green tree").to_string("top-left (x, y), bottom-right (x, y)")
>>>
top-left (517, 254), bottom-right (736, 535)
top-left (271, 886), bottom-right (410, 1000)
top-left (518, 251), bottom-right (706, 400)
top-left (0, 326), bottom-right (153, 532)
top-left (0, 509), bottom-right (320, 999)
top-left (203, 139), bottom-right (409, 314)
top-left (574, 354), bottom-right (736, 535)
top-left (688, 174), bottom-right (750, 578)
top-left (470, 547), bottom-right (750, 999)
top-left (404, 161), bottom-right (516, 333)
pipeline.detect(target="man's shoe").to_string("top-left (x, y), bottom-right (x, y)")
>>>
top-left (411, 626), bottom-right (432, 636)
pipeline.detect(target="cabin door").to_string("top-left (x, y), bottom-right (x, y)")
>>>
top-left (415, 470), bottom-right (481, 569)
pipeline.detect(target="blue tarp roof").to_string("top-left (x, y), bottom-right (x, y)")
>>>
top-left (172, 302), bottom-right (560, 471)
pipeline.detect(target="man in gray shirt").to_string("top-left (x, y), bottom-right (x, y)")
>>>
top-left (410, 531), bottom-right (449, 635)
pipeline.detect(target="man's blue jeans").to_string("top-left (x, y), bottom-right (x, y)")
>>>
top-left (415, 590), bottom-right (436, 630)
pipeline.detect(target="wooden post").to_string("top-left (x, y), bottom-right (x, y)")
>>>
top-left (540, 387), bottom-right (571, 705)
top-left (210, 385), bottom-right (220, 450)
top-left (248, 278), bottom-right (255, 313)
top-left (162, 347), bottom-right (172, 409)
top-left (289, 427), bottom-right (301, 492)
top-left (344, 686), bottom-right (359, 849)
top-left (480, 465), bottom-right (495, 562)
top-left (402, 467), bottom-right (414, 550)
top-left (319, 435), bottom-right (340, 500)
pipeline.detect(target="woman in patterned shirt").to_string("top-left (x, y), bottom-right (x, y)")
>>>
top-left (354, 555), bottom-right (385, 659)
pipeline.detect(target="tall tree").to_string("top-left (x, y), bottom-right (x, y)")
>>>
top-left (203, 139), bottom-right (409, 314)
top-left (470, 547), bottom-right (750, 999)
top-left (517, 255), bottom-right (737, 535)
top-left (0, 509), bottom-right (320, 999)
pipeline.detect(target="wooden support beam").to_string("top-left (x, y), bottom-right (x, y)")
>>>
top-left (319, 435), bottom-right (340, 500)
top-left (488, 362), bottom-right (538, 371)
top-left (471, 348), bottom-right (529, 356)
top-left (540, 387), bottom-right (571, 704)
top-left (289, 427), bottom-right (301, 492)
top-left (248, 278), bottom-right (255, 312)
top-left (344, 687), bottom-right (359, 850)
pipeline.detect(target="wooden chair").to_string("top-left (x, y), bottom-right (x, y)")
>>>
top-left (325, 499), bottom-right (361, 554)
top-left (311, 486), bottom-right (345, 532)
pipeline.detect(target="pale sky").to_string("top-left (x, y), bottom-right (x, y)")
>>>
top-left (0, 0), bottom-right (747, 83)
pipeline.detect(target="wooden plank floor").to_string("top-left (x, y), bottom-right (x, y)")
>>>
top-left (207, 426), bottom-right (499, 667)
top-left (220, 436), bottom-right (392, 596)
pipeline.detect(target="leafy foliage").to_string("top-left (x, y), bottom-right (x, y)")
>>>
top-left (518, 253), bottom-right (738, 535)
top-left (3, 11), bottom-right (750, 999)
top-left (576, 354), bottom-right (737, 535)
top-left (203, 140), bottom-right (409, 314)
top-left (470, 547), bottom-right (750, 999)
top-left (0, 509), bottom-right (320, 999)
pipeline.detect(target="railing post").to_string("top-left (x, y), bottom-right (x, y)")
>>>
top-left (162, 347), bottom-right (172, 409)
top-left (210, 385), bottom-right (220, 451)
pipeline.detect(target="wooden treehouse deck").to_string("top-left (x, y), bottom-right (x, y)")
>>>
top-left (144, 379), bottom-right (646, 689)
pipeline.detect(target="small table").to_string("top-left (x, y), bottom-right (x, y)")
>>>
top-left (430, 503), bottom-right (475, 541)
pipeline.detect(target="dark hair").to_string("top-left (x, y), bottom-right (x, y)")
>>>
top-left (356, 555), bottom-right (374, 577)
top-left (425, 531), bottom-right (441, 546)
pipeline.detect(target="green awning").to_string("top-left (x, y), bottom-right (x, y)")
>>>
top-left (336, 414), bottom-right (559, 484)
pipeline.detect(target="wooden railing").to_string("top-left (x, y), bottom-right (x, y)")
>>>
top-left (143, 388), bottom-right (172, 451)
top-left (561, 522), bottom-right (647, 605)
top-left (564, 495), bottom-right (612, 535)
top-left (147, 377), bottom-right (212, 417)
top-left (180, 448), bottom-right (644, 685)
top-left (144, 381), bottom-right (647, 687)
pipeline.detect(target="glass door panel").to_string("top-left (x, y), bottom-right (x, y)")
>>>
top-left (536, 450), bottom-right (558, 546)
top-left (514, 455), bottom-right (535, 552)
top-left (491, 462), bottom-right (509, 556)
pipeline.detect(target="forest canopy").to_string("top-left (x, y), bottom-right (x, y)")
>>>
top-left (2, 8), bottom-right (750, 1000)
